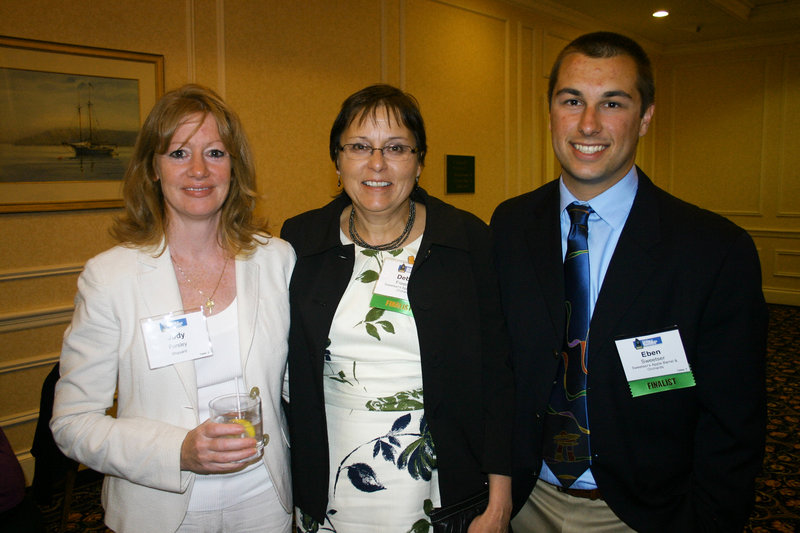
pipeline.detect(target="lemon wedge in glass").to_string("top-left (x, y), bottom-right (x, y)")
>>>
top-left (232, 418), bottom-right (256, 438)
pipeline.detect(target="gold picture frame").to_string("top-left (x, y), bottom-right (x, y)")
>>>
top-left (0, 36), bottom-right (164, 213)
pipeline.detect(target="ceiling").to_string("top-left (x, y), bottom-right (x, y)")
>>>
top-left (516, 0), bottom-right (800, 49)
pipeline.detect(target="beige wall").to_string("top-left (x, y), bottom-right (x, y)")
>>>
top-left (1, 0), bottom-right (797, 481)
top-left (653, 44), bottom-right (800, 306)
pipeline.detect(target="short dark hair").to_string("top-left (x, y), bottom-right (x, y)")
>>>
top-left (548, 31), bottom-right (655, 117)
top-left (329, 84), bottom-right (427, 167)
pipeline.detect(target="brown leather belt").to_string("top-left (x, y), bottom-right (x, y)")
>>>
top-left (557, 486), bottom-right (604, 500)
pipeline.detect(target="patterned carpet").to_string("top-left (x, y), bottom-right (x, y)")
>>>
top-left (37, 470), bottom-right (109, 532)
top-left (745, 304), bottom-right (800, 532)
top-left (33, 305), bottom-right (800, 532)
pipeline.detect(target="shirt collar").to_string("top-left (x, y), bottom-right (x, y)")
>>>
top-left (559, 166), bottom-right (639, 230)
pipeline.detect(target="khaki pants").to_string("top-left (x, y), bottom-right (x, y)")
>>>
top-left (511, 478), bottom-right (636, 533)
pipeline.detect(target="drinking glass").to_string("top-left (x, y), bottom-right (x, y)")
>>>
top-left (209, 393), bottom-right (264, 461)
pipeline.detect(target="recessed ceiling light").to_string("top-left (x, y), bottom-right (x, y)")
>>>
top-left (653, 10), bottom-right (669, 17)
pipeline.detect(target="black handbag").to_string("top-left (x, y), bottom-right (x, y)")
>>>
top-left (429, 488), bottom-right (489, 533)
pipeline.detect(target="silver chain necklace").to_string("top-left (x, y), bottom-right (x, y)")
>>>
top-left (171, 255), bottom-right (230, 315)
top-left (349, 199), bottom-right (416, 251)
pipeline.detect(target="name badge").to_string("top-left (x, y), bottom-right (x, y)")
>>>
top-left (614, 328), bottom-right (696, 397)
top-left (370, 256), bottom-right (414, 316)
top-left (140, 308), bottom-right (212, 369)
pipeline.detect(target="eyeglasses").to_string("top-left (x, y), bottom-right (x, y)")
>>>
top-left (339, 143), bottom-right (418, 161)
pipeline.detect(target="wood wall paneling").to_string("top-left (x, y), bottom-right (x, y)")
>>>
top-left (668, 58), bottom-right (765, 216)
top-left (778, 54), bottom-right (800, 217)
top-left (405, 0), bottom-right (509, 222)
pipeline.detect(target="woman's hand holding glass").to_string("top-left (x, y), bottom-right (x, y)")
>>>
top-left (179, 419), bottom-right (259, 474)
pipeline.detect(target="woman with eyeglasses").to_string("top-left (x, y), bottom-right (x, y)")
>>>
top-left (281, 84), bottom-right (513, 533)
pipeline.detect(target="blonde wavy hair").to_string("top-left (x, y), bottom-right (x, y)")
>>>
top-left (111, 84), bottom-right (269, 255)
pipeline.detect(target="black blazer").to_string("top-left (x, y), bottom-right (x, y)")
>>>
top-left (491, 170), bottom-right (767, 532)
top-left (281, 188), bottom-right (513, 522)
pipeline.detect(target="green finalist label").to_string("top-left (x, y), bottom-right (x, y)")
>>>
top-left (628, 371), bottom-right (696, 397)
top-left (370, 294), bottom-right (414, 316)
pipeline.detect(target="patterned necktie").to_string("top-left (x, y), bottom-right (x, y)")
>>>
top-left (542, 202), bottom-right (593, 487)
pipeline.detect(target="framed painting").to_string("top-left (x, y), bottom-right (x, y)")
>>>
top-left (0, 36), bottom-right (164, 213)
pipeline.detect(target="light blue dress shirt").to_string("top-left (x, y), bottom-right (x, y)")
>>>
top-left (539, 166), bottom-right (639, 490)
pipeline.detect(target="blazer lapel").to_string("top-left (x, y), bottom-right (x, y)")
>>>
top-left (236, 256), bottom-right (259, 376)
top-left (309, 245), bottom-right (354, 358)
top-left (138, 246), bottom-right (199, 411)
top-left (526, 183), bottom-right (566, 341)
top-left (138, 247), bottom-right (182, 317)
top-left (590, 172), bottom-right (663, 346)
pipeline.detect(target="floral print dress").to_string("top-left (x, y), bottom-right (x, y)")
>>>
top-left (296, 234), bottom-right (440, 533)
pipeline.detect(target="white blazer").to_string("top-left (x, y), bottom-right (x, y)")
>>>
top-left (51, 236), bottom-right (295, 532)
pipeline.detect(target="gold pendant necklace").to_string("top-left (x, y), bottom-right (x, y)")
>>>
top-left (171, 254), bottom-right (230, 314)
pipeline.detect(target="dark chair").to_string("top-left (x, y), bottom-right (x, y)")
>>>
top-left (0, 426), bottom-right (45, 533)
top-left (30, 363), bottom-right (79, 533)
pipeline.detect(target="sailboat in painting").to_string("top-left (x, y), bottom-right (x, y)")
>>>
top-left (62, 83), bottom-right (117, 157)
